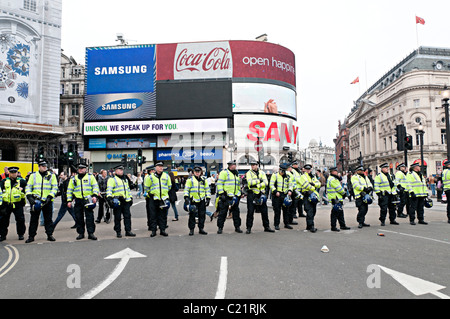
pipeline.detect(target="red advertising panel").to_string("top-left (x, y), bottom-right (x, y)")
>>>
top-left (156, 41), bottom-right (296, 87)
top-left (230, 41), bottom-right (296, 87)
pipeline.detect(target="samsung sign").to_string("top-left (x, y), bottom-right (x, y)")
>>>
top-left (86, 45), bottom-right (156, 95)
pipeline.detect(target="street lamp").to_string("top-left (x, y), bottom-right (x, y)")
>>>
top-left (418, 123), bottom-right (425, 175)
top-left (442, 85), bottom-right (450, 160)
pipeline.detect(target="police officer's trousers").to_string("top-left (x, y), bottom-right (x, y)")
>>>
top-left (409, 196), bottom-right (425, 222)
top-left (29, 203), bottom-right (54, 238)
top-left (217, 197), bottom-right (241, 229)
top-left (272, 195), bottom-right (289, 227)
top-left (189, 200), bottom-right (206, 231)
top-left (147, 198), bottom-right (167, 232)
top-left (0, 203), bottom-right (26, 238)
top-left (378, 194), bottom-right (397, 223)
top-left (304, 199), bottom-right (317, 229)
top-left (246, 192), bottom-right (270, 230)
top-left (445, 190), bottom-right (450, 221)
top-left (330, 200), bottom-right (346, 229)
top-left (113, 200), bottom-right (132, 233)
top-left (355, 197), bottom-right (369, 224)
top-left (74, 199), bottom-right (96, 235)
top-left (397, 190), bottom-right (407, 217)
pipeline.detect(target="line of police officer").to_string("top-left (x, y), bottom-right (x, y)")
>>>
top-left (1, 158), bottom-right (448, 243)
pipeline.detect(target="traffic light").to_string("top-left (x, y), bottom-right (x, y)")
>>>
top-left (288, 152), bottom-right (294, 163)
top-left (67, 144), bottom-right (75, 165)
top-left (36, 146), bottom-right (45, 162)
top-left (395, 125), bottom-right (406, 151)
top-left (121, 154), bottom-right (128, 166)
top-left (137, 149), bottom-right (143, 165)
top-left (404, 135), bottom-right (413, 151)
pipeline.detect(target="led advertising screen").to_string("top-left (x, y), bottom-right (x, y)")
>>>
top-left (233, 83), bottom-right (297, 119)
top-left (156, 80), bottom-right (233, 119)
top-left (85, 45), bottom-right (156, 121)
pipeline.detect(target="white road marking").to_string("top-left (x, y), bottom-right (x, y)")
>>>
top-left (0, 245), bottom-right (19, 278)
top-left (379, 229), bottom-right (450, 245)
top-left (215, 257), bottom-right (228, 299)
top-left (79, 248), bottom-right (146, 299)
top-left (378, 265), bottom-right (450, 299)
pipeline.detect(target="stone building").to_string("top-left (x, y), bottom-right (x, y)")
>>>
top-left (346, 46), bottom-right (450, 175)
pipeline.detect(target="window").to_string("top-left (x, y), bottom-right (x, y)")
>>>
top-left (415, 130), bottom-right (421, 146)
top-left (72, 84), bottom-right (80, 95)
top-left (71, 104), bottom-right (79, 116)
top-left (60, 104), bottom-right (64, 117)
top-left (384, 138), bottom-right (387, 150)
top-left (23, 0), bottom-right (37, 12)
top-left (442, 129), bottom-right (447, 145)
top-left (413, 99), bottom-right (420, 107)
top-left (415, 117), bottom-right (422, 124)
top-left (60, 84), bottom-right (65, 95)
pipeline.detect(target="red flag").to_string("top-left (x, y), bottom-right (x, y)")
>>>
top-left (351, 77), bottom-right (359, 85)
top-left (416, 16), bottom-right (425, 25)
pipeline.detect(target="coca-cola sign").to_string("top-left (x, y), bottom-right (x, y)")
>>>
top-left (173, 42), bottom-right (233, 80)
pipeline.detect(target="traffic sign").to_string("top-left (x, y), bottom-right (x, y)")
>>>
top-left (254, 141), bottom-right (264, 152)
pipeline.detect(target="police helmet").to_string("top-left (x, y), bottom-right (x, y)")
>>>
top-left (424, 197), bottom-right (433, 209)
top-left (84, 195), bottom-right (97, 209)
top-left (34, 199), bottom-right (42, 211)
top-left (283, 195), bottom-right (293, 207)
top-left (363, 194), bottom-right (373, 205)
top-left (333, 202), bottom-right (343, 213)
top-left (230, 196), bottom-right (239, 208)
top-left (308, 192), bottom-right (319, 204)
top-left (189, 204), bottom-right (198, 214)
top-left (112, 198), bottom-right (121, 208)
top-left (254, 194), bottom-right (267, 206)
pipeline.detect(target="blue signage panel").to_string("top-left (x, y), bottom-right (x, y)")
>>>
top-left (86, 45), bottom-right (156, 95)
top-left (157, 149), bottom-right (222, 161)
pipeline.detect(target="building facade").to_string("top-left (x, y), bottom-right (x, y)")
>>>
top-left (333, 119), bottom-right (350, 172)
top-left (0, 0), bottom-right (62, 166)
top-left (346, 47), bottom-right (450, 175)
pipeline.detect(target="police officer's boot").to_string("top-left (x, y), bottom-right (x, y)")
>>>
top-left (246, 228), bottom-right (251, 234)
top-left (235, 227), bottom-right (243, 233)
top-left (189, 229), bottom-right (194, 236)
top-left (264, 227), bottom-right (275, 233)
top-left (217, 228), bottom-right (223, 234)
top-left (125, 231), bottom-right (136, 237)
top-left (47, 235), bottom-right (56, 242)
top-left (199, 229), bottom-right (207, 235)
top-left (150, 230), bottom-right (157, 237)
top-left (76, 234), bottom-right (85, 240)
top-left (25, 236), bottom-right (34, 243)
top-left (88, 233), bottom-right (97, 240)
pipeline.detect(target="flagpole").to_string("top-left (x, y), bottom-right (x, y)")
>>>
top-left (415, 14), bottom-right (419, 48)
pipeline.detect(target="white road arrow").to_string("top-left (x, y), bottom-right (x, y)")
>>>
top-left (79, 248), bottom-right (147, 299)
top-left (378, 265), bottom-right (450, 299)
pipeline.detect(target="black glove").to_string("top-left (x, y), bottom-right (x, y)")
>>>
top-left (368, 187), bottom-right (373, 193)
top-left (107, 197), bottom-right (114, 207)
top-left (206, 198), bottom-right (211, 206)
top-left (45, 196), bottom-right (53, 206)
top-left (363, 187), bottom-right (369, 193)
top-left (27, 195), bottom-right (36, 206)
top-left (184, 197), bottom-right (190, 206)
top-left (376, 192), bottom-right (382, 198)
top-left (410, 192), bottom-right (416, 199)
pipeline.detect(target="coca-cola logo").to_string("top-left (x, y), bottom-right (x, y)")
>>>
top-left (173, 42), bottom-right (233, 80)
top-left (176, 47), bottom-right (231, 73)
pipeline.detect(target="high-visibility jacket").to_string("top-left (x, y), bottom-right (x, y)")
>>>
top-left (66, 174), bottom-right (100, 202)
top-left (407, 171), bottom-right (427, 197)
top-left (107, 175), bottom-right (132, 201)
top-left (25, 171), bottom-right (58, 200)
top-left (395, 171), bottom-right (410, 192)
top-left (351, 174), bottom-right (372, 198)
top-left (291, 169), bottom-right (302, 190)
top-left (286, 170), bottom-right (299, 192)
top-left (326, 176), bottom-right (345, 201)
top-left (0, 187), bottom-right (2, 205)
top-left (374, 172), bottom-right (397, 195)
top-left (298, 173), bottom-right (320, 197)
top-left (2, 178), bottom-right (26, 204)
top-left (216, 169), bottom-right (241, 197)
top-left (443, 168), bottom-right (450, 192)
top-left (270, 172), bottom-right (293, 194)
top-left (245, 169), bottom-right (268, 195)
top-left (144, 172), bottom-right (171, 201)
top-left (184, 176), bottom-right (211, 202)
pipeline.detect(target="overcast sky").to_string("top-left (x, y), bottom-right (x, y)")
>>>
top-left (61, 0), bottom-right (450, 149)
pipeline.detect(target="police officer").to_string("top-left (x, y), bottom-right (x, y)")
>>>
top-left (67, 163), bottom-right (100, 240)
top-left (291, 161), bottom-right (305, 218)
top-left (351, 165), bottom-right (373, 229)
top-left (286, 163), bottom-right (299, 226)
top-left (216, 160), bottom-right (242, 234)
top-left (395, 163), bottom-right (409, 218)
top-left (0, 167), bottom-right (27, 241)
top-left (245, 161), bottom-right (274, 234)
top-left (298, 164), bottom-right (321, 232)
top-left (326, 167), bottom-right (350, 232)
top-left (407, 162), bottom-right (428, 225)
top-left (107, 165), bottom-right (136, 238)
top-left (144, 162), bottom-right (171, 237)
top-left (442, 160), bottom-right (450, 224)
top-left (374, 163), bottom-right (399, 226)
top-left (270, 163), bottom-right (294, 230)
top-left (144, 165), bottom-right (155, 231)
top-left (25, 159), bottom-right (58, 243)
top-left (184, 166), bottom-right (210, 236)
